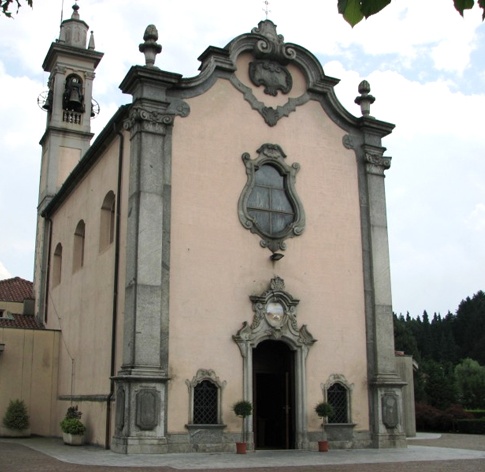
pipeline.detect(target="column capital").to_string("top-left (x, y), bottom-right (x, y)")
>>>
top-left (365, 152), bottom-right (391, 176)
top-left (123, 106), bottom-right (175, 135)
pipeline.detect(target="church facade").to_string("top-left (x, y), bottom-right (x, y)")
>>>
top-left (33, 5), bottom-right (407, 453)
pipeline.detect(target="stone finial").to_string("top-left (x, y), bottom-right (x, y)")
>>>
top-left (139, 25), bottom-right (162, 67)
top-left (354, 80), bottom-right (375, 117)
top-left (88, 31), bottom-right (95, 50)
top-left (71, 2), bottom-right (80, 20)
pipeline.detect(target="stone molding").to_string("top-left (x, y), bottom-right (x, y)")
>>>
top-left (237, 144), bottom-right (305, 253)
top-left (123, 107), bottom-right (174, 135)
top-left (365, 152), bottom-right (391, 176)
top-left (249, 60), bottom-right (293, 97)
top-left (251, 20), bottom-right (296, 64)
top-left (233, 277), bottom-right (315, 354)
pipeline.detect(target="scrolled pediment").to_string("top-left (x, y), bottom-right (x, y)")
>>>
top-left (233, 277), bottom-right (315, 357)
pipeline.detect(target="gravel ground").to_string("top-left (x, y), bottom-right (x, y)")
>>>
top-left (0, 434), bottom-right (484, 472)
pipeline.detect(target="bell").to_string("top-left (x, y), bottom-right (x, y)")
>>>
top-left (42, 95), bottom-right (52, 111)
top-left (67, 88), bottom-right (82, 110)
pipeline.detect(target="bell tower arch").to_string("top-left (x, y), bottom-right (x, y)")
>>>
top-left (34, 3), bottom-right (103, 321)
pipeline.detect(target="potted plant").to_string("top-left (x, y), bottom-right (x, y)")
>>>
top-left (60, 405), bottom-right (86, 446)
top-left (233, 400), bottom-right (252, 454)
top-left (1, 399), bottom-right (30, 437)
top-left (315, 401), bottom-right (334, 452)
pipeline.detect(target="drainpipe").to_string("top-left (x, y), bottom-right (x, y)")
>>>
top-left (105, 126), bottom-right (124, 449)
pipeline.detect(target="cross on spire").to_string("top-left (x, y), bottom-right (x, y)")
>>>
top-left (263, 0), bottom-right (271, 19)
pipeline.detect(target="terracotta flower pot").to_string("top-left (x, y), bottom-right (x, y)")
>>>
top-left (236, 442), bottom-right (247, 454)
top-left (318, 440), bottom-right (329, 452)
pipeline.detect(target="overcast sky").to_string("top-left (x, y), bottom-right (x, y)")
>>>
top-left (0, 0), bottom-right (484, 317)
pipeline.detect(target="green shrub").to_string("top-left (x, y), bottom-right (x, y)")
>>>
top-left (455, 419), bottom-right (485, 434)
top-left (233, 400), bottom-right (252, 418)
top-left (466, 409), bottom-right (485, 419)
top-left (2, 399), bottom-right (29, 431)
top-left (233, 400), bottom-right (252, 443)
top-left (60, 418), bottom-right (86, 435)
top-left (415, 403), bottom-right (475, 432)
top-left (60, 405), bottom-right (85, 435)
top-left (315, 402), bottom-right (334, 419)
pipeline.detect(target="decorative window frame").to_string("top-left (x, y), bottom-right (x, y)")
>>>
top-left (321, 374), bottom-right (354, 424)
top-left (185, 369), bottom-right (226, 426)
top-left (237, 143), bottom-right (305, 253)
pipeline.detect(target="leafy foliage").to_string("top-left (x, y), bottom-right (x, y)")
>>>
top-left (233, 400), bottom-right (252, 443)
top-left (315, 402), bottom-right (334, 418)
top-left (394, 290), bottom-right (485, 411)
top-left (338, 0), bottom-right (390, 27)
top-left (233, 400), bottom-right (252, 418)
top-left (338, 0), bottom-right (485, 27)
top-left (455, 418), bottom-right (485, 434)
top-left (415, 402), bottom-right (472, 432)
top-left (60, 405), bottom-right (85, 435)
top-left (455, 358), bottom-right (485, 409)
top-left (1, 0), bottom-right (33, 18)
top-left (2, 399), bottom-right (29, 431)
top-left (60, 418), bottom-right (86, 435)
top-left (65, 405), bottom-right (82, 420)
top-left (454, 0), bottom-right (485, 19)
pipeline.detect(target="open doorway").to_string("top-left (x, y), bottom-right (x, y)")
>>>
top-left (253, 340), bottom-right (295, 449)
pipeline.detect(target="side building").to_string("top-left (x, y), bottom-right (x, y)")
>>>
top-left (0, 277), bottom-right (59, 437)
top-left (33, 5), bottom-right (408, 453)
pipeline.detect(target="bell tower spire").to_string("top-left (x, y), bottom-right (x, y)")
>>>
top-left (34, 2), bottom-right (103, 321)
top-left (39, 2), bottom-right (103, 206)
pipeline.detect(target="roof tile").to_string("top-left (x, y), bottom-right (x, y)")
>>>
top-left (0, 313), bottom-right (44, 330)
top-left (0, 277), bottom-right (34, 302)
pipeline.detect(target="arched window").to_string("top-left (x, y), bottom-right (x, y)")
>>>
top-left (327, 383), bottom-right (349, 423)
top-left (73, 220), bottom-right (85, 272)
top-left (186, 369), bottom-right (226, 425)
top-left (99, 191), bottom-right (115, 251)
top-left (322, 374), bottom-right (353, 424)
top-left (52, 243), bottom-right (63, 286)
top-left (63, 74), bottom-right (84, 113)
top-left (193, 380), bottom-right (218, 424)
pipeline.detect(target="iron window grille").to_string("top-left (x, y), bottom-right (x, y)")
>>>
top-left (328, 383), bottom-right (348, 423)
top-left (193, 380), bottom-right (218, 424)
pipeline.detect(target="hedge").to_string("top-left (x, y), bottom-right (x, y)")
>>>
top-left (455, 419), bottom-right (485, 434)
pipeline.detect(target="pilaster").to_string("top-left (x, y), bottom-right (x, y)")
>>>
top-left (112, 59), bottom-right (188, 453)
top-left (357, 113), bottom-right (407, 448)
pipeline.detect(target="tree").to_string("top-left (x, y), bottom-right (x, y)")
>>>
top-left (418, 359), bottom-right (457, 409)
top-left (338, 0), bottom-right (485, 27)
top-left (1, 0), bottom-right (32, 18)
top-left (453, 291), bottom-right (485, 365)
top-left (455, 358), bottom-right (485, 409)
top-left (393, 313), bottom-right (421, 361)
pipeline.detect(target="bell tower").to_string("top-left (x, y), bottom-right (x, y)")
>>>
top-left (34, 3), bottom-right (103, 321)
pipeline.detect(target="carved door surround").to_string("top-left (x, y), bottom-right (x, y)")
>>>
top-left (233, 277), bottom-right (316, 449)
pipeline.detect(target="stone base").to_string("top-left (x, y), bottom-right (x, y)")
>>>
top-left (111, 435), bottom-right (169, 454)
top-left (372, 432), bottom-right (407, 448)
